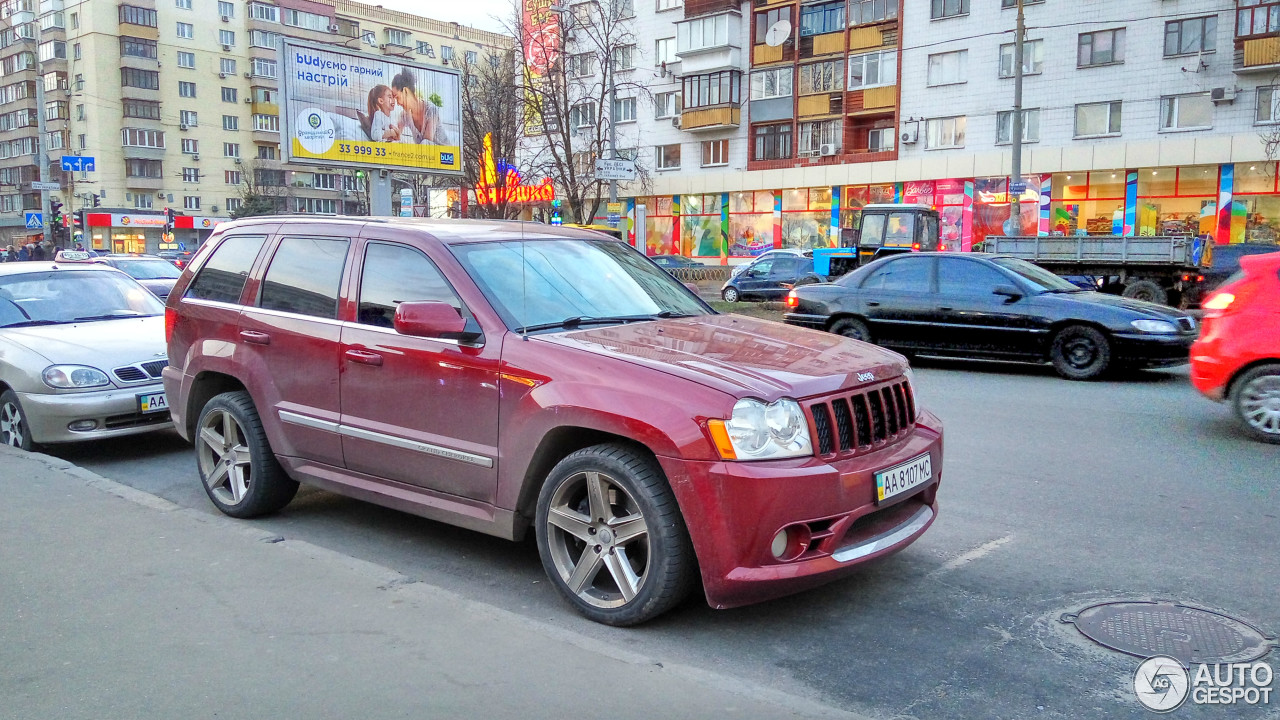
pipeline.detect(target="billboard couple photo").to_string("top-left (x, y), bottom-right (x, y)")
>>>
top-left (366, 71), bottom-right (449, 146)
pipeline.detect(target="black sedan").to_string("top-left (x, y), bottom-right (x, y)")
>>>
top-left (784, 253), bottom-right (1198, 380)
top-left (721, 253), bottom-right (824, 303)
top-left (92, 254), bottom-right (182, 301)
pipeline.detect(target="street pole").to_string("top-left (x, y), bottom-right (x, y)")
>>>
top-left (608, 62), bottom-right (617, 206)
top-left (1009, 0), bottom-right (1025, 237)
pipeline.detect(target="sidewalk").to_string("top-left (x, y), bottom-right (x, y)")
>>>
top-left (0, 446), bottom-right (858, 720)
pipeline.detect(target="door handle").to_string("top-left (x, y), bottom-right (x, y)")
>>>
top-left (239, 330), bottom-right (270, 345)
top-left (866, 301), bottom-right (880, 307)
top-left (344, 348), bottom-right (383, 367)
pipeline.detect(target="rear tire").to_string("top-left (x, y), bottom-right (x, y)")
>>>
top-left (1232, 364), bottom-right (1280, 444)
top-left (1121, 280), bottom-right (1168, 305)
top-left (195, 391), bottom-right (298, 518)
top-left (721, 286), bottom-right (740, 303)
top-left (1050, 325), bottom-right (1111, 380)
top-left (0, 389), bottom-right (33, 451)
top-left (830, 317), bottom-right (872, 343)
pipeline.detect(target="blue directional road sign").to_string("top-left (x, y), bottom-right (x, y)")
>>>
top-left (178, 242), bottom-right (186, 251)
top-left (59, 155), bottom-right (96, 172)
top-left (24, 212), bottom-right (42, 229)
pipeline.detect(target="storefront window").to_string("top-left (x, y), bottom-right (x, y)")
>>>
top-left (645, 196), bottom-right (674, 256)
top-left (681, 193), bottom-right (723, 257)
top-left (1050, 171), bottom-right (1124, 235)
top-left (973, 176), bottom-right (1039, 248)
top-left (1136, 166), bottom-right (1216, 237)
top-left (1232, 162), bottom-right (1280, 245)
top-left (728, 191), bottom-right (775, 256)
top-left (780, 188), bottom-right (831, 250)
top-left (111, 231), bottom-right (147, 254)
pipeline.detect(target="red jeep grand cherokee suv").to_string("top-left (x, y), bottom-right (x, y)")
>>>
top-left (163, 218), bottom-right (944, 625)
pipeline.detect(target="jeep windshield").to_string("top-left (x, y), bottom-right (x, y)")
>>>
top-left (450, 238), bottom-right (712, 334)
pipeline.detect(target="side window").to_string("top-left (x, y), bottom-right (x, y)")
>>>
top-left (861, 257), bottom-right (931, 292)
top-left (885, 212), bottom-right (916, 243)
top-left (746, 259), bottom-right (773, 277)
top-left (860, 214), bottom-right (885, 246)
top-left (937, 258), bottom-right (1011, 294)
top-left (184, 234), bottom-right (266, 303)
top-left (357, 242), bottom-right (461, 328)
top-left (770, 257), bottom-right (799, 277)
top-left (258, 236), bottom-right (349, 319)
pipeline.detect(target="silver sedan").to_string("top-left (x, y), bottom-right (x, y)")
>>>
top-left (0, 261), bottom-right (172, 449)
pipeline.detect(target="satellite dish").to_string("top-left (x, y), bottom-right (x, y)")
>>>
top-left (764, 20), bottom-right (791, 48)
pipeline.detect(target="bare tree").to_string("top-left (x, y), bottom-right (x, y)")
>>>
top-left (232, 159), bottom-right (292, 218)
top-left (516, 0), bottom-right (651, 224)
top-left (457, 47), bottom-right (526, 220)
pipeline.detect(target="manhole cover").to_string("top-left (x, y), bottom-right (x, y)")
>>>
top-left (1062, 601), bottom-right (1276, 665)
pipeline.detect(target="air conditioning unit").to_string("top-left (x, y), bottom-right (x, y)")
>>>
top-left (156, 191), bottom-right (165, 199)
top-left (379, 44), bottom-right (387, 50)
top-left (244, 72), bottom-right (253, 79)
top-left (222, 44), bottom-right (231, 51)
top-left (329, 24), bottom-right (340, 32)
top-left (1210, 86), bottom-right (1238, 105)
top-left (671, 116), bottom-right (681, 128)
top-left (900, 121), bottom-right (919, 144)
top-left (234, 158), bottom-right (243, 164)
top-left (192, 154), bottom-right (200, 161)
top-left (179, 124), bottom-right (189, 131)
top-left (819, 143), bottom-right (837, 157)
top-left (220, 15), bottom-right (230, 22)
top-left (244, 97), bottom-right (253, 103)
top-left (218, 72), bottom-right (227, 79)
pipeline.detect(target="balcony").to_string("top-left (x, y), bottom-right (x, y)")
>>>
top-left (798, 93), bottom-right (841, 119)
top-left (752, 41), bottom-right (794, 65)
top-left (680, 104), bottom-right (740, 131)
top-left (845, 86), bottom-right (896, 115)
top-left (124, 176), bottom-right (164, 190)
top-left (800, 32), bottom-right (843, 59)
top-left (849, 24), bottom-right (897, 52)
top-left (675, 11), bottom-right (742, 74)
top-left (1235, 36), bottom-right (1280, 73)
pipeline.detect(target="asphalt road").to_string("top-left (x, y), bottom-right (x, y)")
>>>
top-left (48, 359), bottom-right (1280, 719)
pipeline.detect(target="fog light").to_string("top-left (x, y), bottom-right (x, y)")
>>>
top-left (68, 420), bottom-right (97, 432)
top-left (771, 529), bottom-right (789, 558)
top-left (770, 525), bottom-right (813, 561)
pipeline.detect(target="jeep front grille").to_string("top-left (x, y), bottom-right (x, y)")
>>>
top-left (804, 379), bottom-right (916, 457)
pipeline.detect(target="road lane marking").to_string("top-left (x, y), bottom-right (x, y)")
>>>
top-left (929, 534), bottom-right (1014, 577)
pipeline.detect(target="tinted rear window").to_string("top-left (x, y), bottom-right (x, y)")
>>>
top-left (259, 236), bottom-right (349, 319)
top-left (185, 235), bottom-right (267, 304)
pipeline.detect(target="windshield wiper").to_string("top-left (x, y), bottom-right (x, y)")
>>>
top-left (69, 311), bottom-right (151, 322)
top-left (2, 319), bottom-right (65, 327)
top-left (1041, 288), bottom-right (1086, 294)
top-left (517, 313), bottom-right (690, 333)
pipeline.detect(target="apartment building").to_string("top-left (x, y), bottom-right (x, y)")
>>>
top-left (0, 0), bottom-right (506, 251)
top-left (605, 1), bottom-right (1279, 261)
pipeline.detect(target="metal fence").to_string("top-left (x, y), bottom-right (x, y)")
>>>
top-left (668, 266), bottom-right (732, 283)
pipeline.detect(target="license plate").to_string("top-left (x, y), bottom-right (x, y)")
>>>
top-left (138, 392), bottom-right (168, 414)
top-left (875, 453), bottom-right (932, 504)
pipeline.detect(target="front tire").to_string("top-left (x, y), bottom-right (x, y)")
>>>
top-left (195, 391), bottom-right (298, 518)
top-left (0, 389), bottom-right (33, 450)
top-left (721, 286), bottom-right (740, 303)
top-left (535, 443), bottom-right (697, 626)
top-left (830, 317), bottom-right (872, 343)
top-left (1232, 364), bottom-right (1280, 444)
top-left (1050, 325), bottom-right (1111, 380)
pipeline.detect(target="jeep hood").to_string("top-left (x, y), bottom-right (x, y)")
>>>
top-left (539, 314), bottom-right (908, 400)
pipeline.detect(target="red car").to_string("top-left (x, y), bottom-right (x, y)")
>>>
top-left (1190, 251), bottom-right (1280, 444)
top-left (163, 218), bottom-right (943, 625)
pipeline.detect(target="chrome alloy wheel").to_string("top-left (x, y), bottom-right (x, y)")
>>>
top-left (545, 470), bottom-right (651, 609)
top-left (0, 400), bottom-right (24, 448)
top-left (196, 408), bottom-right (253, 506)
top-left (1240, 373), bottom-right (1280, 437)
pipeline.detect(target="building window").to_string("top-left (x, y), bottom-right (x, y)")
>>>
top-left (252, 87), bottom-right (277, 103)
top-left (226, 198), bottom-right (242, 213)
top-left (180, 110), bottom-right (198, 126)
top-left (179, 81), bottom-right (197, 98)
top-left (218, 1), bottom-right (234, 17)
top-left (250, 30), bottom-right (280, 49)
top-left (416, 41), bottom-right (434, 56)
top-left (925, 116), bottom-right (966, 149)
top-left (184, 196), bottom-right (201, 210)
top-left (294, 197), bottom-right (338, 214)
top-left (1160, 94), bottom-right (1212, 131)
top-left (999, 39), bottom-right (1043, 78)
top-left (1257, 86), bottom-right (1280, 124)
top-left (219, 30), bottom-right (235, 47)
top-left (753, 123), bottom-right (792, 160)
top-left (868, 127), bottom-right (895, 152)
top-left (183, 167), bottom-right (201, 182)
top-left (799, 61), bottom-right (842, 94)
top-left (655, 91), bottom-right (682, 119)
top-left (570, 102), bottom-right (596, 128)
top-left (220, 58), bottom-right (237, 75)
top-left (1075, 100), bottom-right (1122, 137)
top-left (682, 71), bottom-right (741, 108)
top-left (851, 0), bottom-right (897, 26)
top-left (181, 138), bottom-right (199, 154)
top-left (655, 37), bottom-right (676, 65)
top-left (312, 173), bottom-right (336, 190)
top-left (176, 22), bottom-right (193, 39)
top-left (36, 40), bottom-right (66, 62)
top-left (223, 115), bottom-right (239, 130)
top-left (847, 50), bottom-right (896, 89)
top-left (465, 51), bottom-right (478, 65)
top-left (611, 45), bottom-right (635, 71)
top-left (75, 104), bottom-right (84, 120)
top-left (568, 53), bottom-right (595, 78)
top-left (1164, 16), bottom-right (1217, 57)
top-left (257, 145), bottom-right (276, 160)
top-left (657, 0), bottom-right (682, 10)
top-left (134, 195), bottom-right (155, 210)
top-left (655, 143), bottom-right (681, 170)
top-left (750, 67), bottom-right (793, 99)
top-left (386, 28), bottom-right (410, 47)
top-left (224, 143), bottom-right (240, 158)
top-left (253, 114), bottom-right (279, 132)
top-left (282, 9), bottom-right (330, 32)
top-left (249, 3), bottom-right (279, 22)
top-left (225, 170), bottom-right (242, 185)
top-left (608, 0), bottom-right (635, 21)
top-left (930, 0), bottom-right (968, 20)
top-left (996, 109), bottom-right (1039, 144)
top-left (800, 1), bottom-right (844, 36)
top-left (442, 46), bottom-right (456, 64)
top-left (363, 31), bottom-right (377, 46)
top-left (1001, 0), bottom-right (1043, 6)
top-left (123, 100), bottom-right (160, 119)
top-left (251, 58), bottom-right (277, 78)
top-left (754, 7), bottom-right (791, 44)
top-left (1078, 28), bottom-right (1124, 67)
top-left (927, 50), bottom-right (967, 86)
top-left (177, 51), bottom-right (195, 68)
top-left (119, 5), bottom-right (158, 27)
top-left (1238, 3), bottom-right (1280, 37)
top-left (43, 101), bottom-right (68, 121)
top-left (798, 119), bottom-right (841, 154)
top-left (122, 128), bottom-right (165, 148)
top-left (222, 87), bottom-right (237, 103)
top-left (72, 42), bottom-right (80, 59)
top-left (121, 68), bottom-right (160, 90)
top-left (126, 159), bottom-right (163, 178)
top-left (70, 11), bottom-right (79, 27)
top-left (701, 139), bottom-right (729, 167)
top-left (613, 96), bottom-right (637, 123)
top-left (676, 14), bottom-right (729, 53)
top-left (120, 36), bottom-right (158, 59)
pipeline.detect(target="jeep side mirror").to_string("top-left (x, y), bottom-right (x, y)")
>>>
top-left (394, 301), bottom-right (482, 343)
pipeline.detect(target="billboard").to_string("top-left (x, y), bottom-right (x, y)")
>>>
top-left (521, 0), bottom-right (560, 135)
top-left (280, 40), bottom-right (461, 175)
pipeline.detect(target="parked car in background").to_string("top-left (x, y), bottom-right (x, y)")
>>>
top-left (784, 253), bottom-right (1198, 380)
top-left (721, 253), bottom-right (824, 303)
top-left (0, 256), bottom-right (171, 449)
top-left (157, 250), bottom-right (196, 269)
top-left (649, 254), bottom-right (703, 271)
top-left (728, 248), bottom-right (807, 279)
top-left (1190, 251), bottom-right (1280, 444)
top-left (164, 218), bottom-right (943, 625)
top-left (93, 254), bottom-right (183, 301)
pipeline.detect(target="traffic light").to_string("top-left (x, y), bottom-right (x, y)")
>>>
top-left (550, 198), bottom-right (562, 226)
top-left (92, 193), bottom-right (101, 207)
top-left (49, 198), bottom-right (64, 243)
top-left (72, 209), bottom-right (84, 232)
top-left (163, 207), bottom-right (175, 236)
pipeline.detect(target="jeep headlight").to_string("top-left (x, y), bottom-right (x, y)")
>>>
top-left (1130, 319), bottom-right (1177, 334)
top-left (43, 365), bottom-right (111, 389)
top-left (709, 398), bottom-right (813, 460)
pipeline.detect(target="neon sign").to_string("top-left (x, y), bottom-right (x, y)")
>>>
top-left (474, 133), bottom-right (555, 205)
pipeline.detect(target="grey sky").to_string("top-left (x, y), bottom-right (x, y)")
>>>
top-left (384, 0), bottom-right (515, 34)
